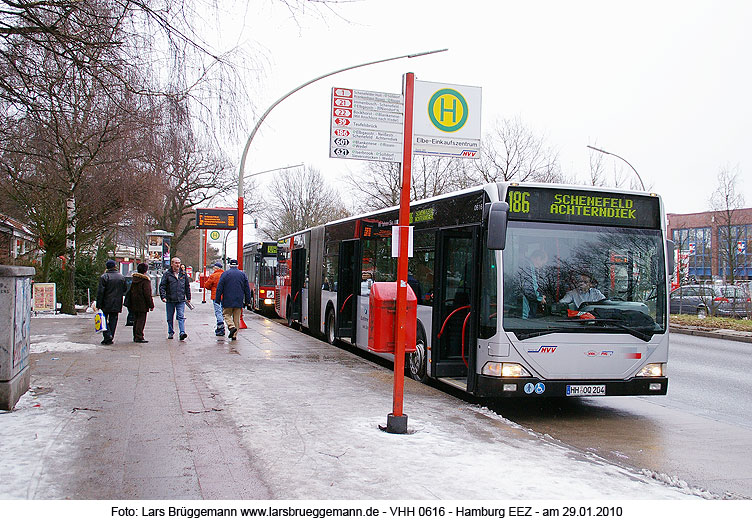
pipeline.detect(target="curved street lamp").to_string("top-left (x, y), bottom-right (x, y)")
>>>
top-left (587, 145), bottom-right (645, 191)
top-left (236, 48), bottom-right (448, 269)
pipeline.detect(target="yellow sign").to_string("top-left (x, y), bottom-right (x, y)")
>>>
top-left (428, 89), bottom-right (468, 132)
top-left (210, 230), bottom-right (220, 240)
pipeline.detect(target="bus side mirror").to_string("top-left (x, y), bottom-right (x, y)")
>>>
top-left (666, 239), bottom-right (675, 273)
top-left (487, 202), bottom-right (509, 250)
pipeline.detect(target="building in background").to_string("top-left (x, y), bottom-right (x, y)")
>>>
top-left (0, 214), bottom-right (39, 265)
top-left (667, 207), bottom-right (752, 283)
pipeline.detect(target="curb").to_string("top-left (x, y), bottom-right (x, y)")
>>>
top-left (671, 325), bottom-right (752, 344)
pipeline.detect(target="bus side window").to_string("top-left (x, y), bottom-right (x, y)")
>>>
top-left (412, 230), bottom-right (435, 306)
top-left (323, 241), bottom-right (338, 293)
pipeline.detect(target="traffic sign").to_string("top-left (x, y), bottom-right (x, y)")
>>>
top-left (412, 80), bottom-right (482, 158)
top-left (330, 87), bottom-right (404, 162)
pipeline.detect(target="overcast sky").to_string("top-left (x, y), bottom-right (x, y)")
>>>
top-left (209, 0), bottom-right (751, 247)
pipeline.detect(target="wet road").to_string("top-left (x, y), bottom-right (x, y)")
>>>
top-left (487, 333), bottom-right (752, 499)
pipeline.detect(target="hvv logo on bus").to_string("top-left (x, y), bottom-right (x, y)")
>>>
top-left (527, 345), bottom-right (557, 354)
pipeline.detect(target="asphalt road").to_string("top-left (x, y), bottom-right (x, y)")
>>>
top-left (487, 333), bottom-right (752, 499)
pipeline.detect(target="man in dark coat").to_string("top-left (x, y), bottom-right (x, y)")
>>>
top-left (159, 257), bottom-right (191, 340)
top-left (215, 259), bottom-right (251, 340)
top-left (129, 262), bottom-right (155, 343)
top-left (96, 259), bottom-right (127, 345)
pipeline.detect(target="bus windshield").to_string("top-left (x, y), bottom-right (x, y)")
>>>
top-left (502, 222), bottom-right (667, 341)
top-left (259, 256), bottom-right (277, 285)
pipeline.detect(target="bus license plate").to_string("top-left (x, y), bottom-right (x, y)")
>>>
top-left (566, 385), bottom-right (606, 396)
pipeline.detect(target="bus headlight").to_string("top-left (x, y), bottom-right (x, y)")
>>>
top-left (482, 362), bottom-right (532, 378)
top-left (636, 363), bottom-right (664, 377)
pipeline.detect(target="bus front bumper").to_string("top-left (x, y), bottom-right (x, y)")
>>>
top-left (475, 375), bottom-right (668, 398)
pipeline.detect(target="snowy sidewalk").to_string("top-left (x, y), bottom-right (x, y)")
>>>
top-left (1, 297), bottom-right (699, 500)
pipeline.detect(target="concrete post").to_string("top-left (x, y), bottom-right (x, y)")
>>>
top-left (0, 265), bottom-right (34, 410)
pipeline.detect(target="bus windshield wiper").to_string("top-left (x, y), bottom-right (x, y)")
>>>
top-left (514, 328), bottom-right (559, 340)
top-left (566, 318), bottom-right (654, 342)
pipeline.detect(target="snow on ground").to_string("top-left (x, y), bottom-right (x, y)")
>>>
top-left (0, 391), bottom-right (75, 500)
top-left (29, 342), bottom-right (97, 354)
top-left (2, 307), bottom-right (708, 502)
top-left (203, 347), bottom-right (698, 500)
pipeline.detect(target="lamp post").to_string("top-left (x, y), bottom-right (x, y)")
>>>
top-left (236, 49), bottom-right (448, 271)
top-left (586, 145), bottom-right (645, 191)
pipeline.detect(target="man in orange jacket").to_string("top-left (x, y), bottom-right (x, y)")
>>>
top-left (204, 262), bottom-right (225, 336)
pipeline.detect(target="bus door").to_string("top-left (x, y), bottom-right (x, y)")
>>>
top-left (432, 226), bottom-right (479, 384)
top-left (336, 239), bottom-right (361, 340)
top-left (290, 247), bottom-right (306, 322)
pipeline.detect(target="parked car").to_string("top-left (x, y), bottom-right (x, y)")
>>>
top-left (670, 284), bottom-right (751, 318)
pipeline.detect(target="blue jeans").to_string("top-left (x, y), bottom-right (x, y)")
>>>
top-left (166, 302), bottom-right (186, 335)
top-left (212, 301), bottom-right (224, 326)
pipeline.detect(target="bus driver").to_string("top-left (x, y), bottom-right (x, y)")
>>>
top-left (559, 273), bottom-right (605, 309)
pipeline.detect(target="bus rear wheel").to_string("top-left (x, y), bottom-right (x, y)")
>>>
top-left (286, 299), bottom-right (295, 328)
top-left (325, 309), bottom-right (336, 345)
top-left (408, 329), bottom-right (428, 383)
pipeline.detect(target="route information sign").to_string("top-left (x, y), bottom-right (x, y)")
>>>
top-left (195, 208), bottom-right (237, 230)
top-left (330, 87), bottom-right (404, 162)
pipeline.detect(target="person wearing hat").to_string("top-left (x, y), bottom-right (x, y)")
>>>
top-left (215, 258), bottom-right (251, 340)
top-left (96, 259), bottom-right (127, 345)
top-left (204, 261), bottom-right (226, 336)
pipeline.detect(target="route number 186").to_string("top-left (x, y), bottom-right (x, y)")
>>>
top-left (508, 190), bottom-right (531, 213)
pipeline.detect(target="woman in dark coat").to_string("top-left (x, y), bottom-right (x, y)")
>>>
top-left (129, 262), bottom-right (155, 343)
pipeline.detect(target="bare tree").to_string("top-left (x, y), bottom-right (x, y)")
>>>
top-left (471, 117), bottom-right (563, 183)
top-left (588, 147), bottom-right (607, 187)
top-left (346, 156), bottom-right (471, 212)
top-left (710, 165), bottom-right (745, 284)
top-left (263, 166), bottom-right (348, 239)
top-left (144, 96), bottom-right (234, 255)
top-left (586, 147), bottom-right (645, 190)
top-left (0, 29), bottom-right (157, 313)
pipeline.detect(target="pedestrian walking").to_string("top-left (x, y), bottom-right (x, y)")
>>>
top-left (204, 262), bottom-right (225, 336)
top-left (129, 262), bottom-right (155, 343)
top-left (96, 259), bottom-right (127, 345)
top-left (215, 259), bottom-right (251, 340)
top-left (159, 257), bottom-right (191, 340)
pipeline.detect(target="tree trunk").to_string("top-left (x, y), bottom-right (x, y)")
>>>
top-left (61, 192), bottom-right (77, 315)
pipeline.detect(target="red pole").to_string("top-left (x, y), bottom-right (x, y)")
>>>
top-left (237, 197), bottom-right (244, 272)
top-left (202, 228), bottom-right (207, 303)
top-left (237, 197), bottom-right (247, 329)
top-left (386, 72), bottom-right (414, 434)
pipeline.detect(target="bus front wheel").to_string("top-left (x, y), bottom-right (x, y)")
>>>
top-left (408, 328), bottom-right (428, 383)
top-left (325, 309), bottom-right (336, 345)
